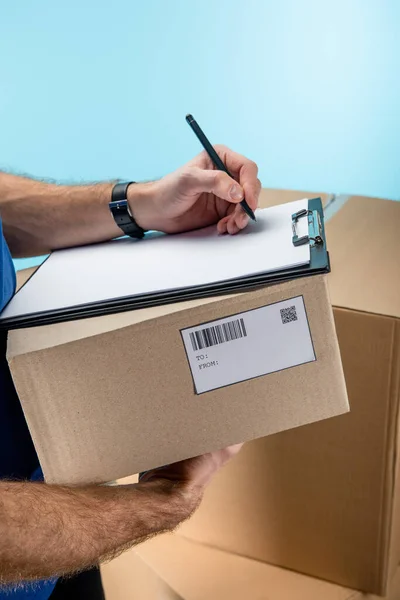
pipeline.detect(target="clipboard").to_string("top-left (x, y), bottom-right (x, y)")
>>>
top-left (0, 197), bottom-right (329, 330)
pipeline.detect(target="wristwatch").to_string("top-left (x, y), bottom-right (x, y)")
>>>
top-left (109, 182), bottom-right (146, 239)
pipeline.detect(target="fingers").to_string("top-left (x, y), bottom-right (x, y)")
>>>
top-left (241, 168), bottom-right (261, 213)
top-left (217, 205), bottom-right (249, 235)
top-left (227, 213), bottom-right (242, 236)
top-left (184, 146), bottom-right (261, 236)
top-left (183, 167), bottom-right (244, 204)
top-left (139, 444), bottom-right (244, 494)
top-left (200, 444), bottom-right (243, 480)
top-left (190, 146), bottom-right (261, 236)
top-left (190, 146), bottom-right (261, 210)
top-left (218, 444), bottom-right (243, 462)
top-left (213, 145), bottom-right (261, 212)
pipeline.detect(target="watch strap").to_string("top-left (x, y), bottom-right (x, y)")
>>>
top-left (109, 182), bottom-right (145, 239)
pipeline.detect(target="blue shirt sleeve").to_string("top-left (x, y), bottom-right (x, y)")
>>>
top-left (0, 219), bottom-right (16, 311)
top-left (0, 224), bottom-right (57, 599)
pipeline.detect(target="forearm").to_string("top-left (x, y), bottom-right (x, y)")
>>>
top-left (0, 479), bottom-right (196, 584)
top-left (0, 172), bottom-right (153, 257)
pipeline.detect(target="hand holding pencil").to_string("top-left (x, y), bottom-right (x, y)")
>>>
top-left (127, 119), bottom-right (260, 235)
top-left (186, 114), bottom-right (256, 222)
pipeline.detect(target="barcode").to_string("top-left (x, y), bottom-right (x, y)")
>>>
top-left (280, 306), bottom-right (298, 324)
top-left (190, 318), bottom-right (247, 351)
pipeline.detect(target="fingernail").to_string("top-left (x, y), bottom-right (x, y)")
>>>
top-left (230, 184), bottom-right (243, 201)
top-left (239, 212), bottom-right (249, 228)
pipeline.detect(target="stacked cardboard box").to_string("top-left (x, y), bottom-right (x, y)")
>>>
top-left (177, 194), bottom-right (400, 595)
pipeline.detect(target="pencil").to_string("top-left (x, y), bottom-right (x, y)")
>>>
top-left (186, 114), bottom-right (256, 222)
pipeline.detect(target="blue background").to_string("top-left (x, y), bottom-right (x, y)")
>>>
top-left (1, 0), bottom-right (399, 269)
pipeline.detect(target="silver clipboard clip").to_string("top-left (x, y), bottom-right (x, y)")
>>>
top-left (292, 208), bottom-right (324, 247)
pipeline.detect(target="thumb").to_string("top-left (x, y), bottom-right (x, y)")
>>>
top-left (183, 167), bottom-right (244, 203)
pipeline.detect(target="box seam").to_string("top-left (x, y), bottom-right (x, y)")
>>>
top-left (383, 320), bottom-right (400, 578)
top-left (178, 534), bottom-right (362, 594)
top-left (7, 355), bottom-right (55, 480)
top-left (333, 304), bottom-right (400, 322)
top-left (134, 544), bottom-right (185, 599)
top-left (345, 593), bottom-right (362, 600)
top-left (376, 320), bottom-right (400, 594)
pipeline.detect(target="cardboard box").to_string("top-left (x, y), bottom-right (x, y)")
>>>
top-left (258, 187), bottom-right (333, 208)
top-left (101, 539), bottom-right (182, 600)
top-left (8, 263), bottom-right (348, 484)
top-left (179, 195), bottom-right (400, 595)
top-left (101, 534), bottom-right (400, 600)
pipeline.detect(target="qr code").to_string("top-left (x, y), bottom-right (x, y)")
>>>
top-left (280, 306), bottom-right (298, 324)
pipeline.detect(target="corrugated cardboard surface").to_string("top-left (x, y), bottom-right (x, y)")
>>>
top-left (102, 534), bottom-right (400, 600)
top-left (258, 188), bottom-right (333, 209)
top-left (180, 196), bottom-right (400, 595)
top-left (327, 196), bottom-right (400, 319)
top-left (101, 542), bottom-right (183, 600)
top-left (8, 274), bottom-right (348, 485)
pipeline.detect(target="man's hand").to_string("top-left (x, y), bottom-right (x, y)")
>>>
top-left (139, 444), bottom-right (243, 506)
top-left (0, 445), bottom-right (242, 584)
top-left (129, 146), bottom-right (261, 235)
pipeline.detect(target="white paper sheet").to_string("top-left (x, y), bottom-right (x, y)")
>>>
top-left (1, 199), bottom-right (310, 320)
